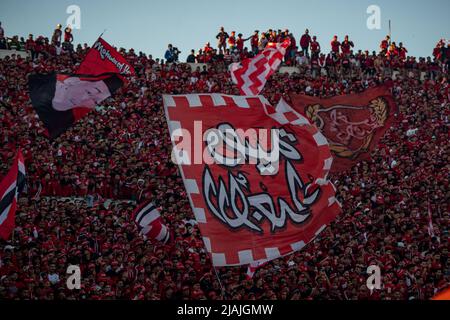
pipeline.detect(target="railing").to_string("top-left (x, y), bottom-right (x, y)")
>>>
top-left (176, 62), bottom-right (301, 74)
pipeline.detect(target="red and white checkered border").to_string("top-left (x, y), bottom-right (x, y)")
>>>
top-left (163, 93), bottom-right (270, 109)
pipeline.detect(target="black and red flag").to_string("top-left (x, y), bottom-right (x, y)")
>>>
top-left (28, 37), bottom-right (134, 139)
top-left (290, 86), bottom-right (398, 173)
top-left (28, 72), bottom-right (122, 139)
top-left (0, 150), bottom-right (26, 241)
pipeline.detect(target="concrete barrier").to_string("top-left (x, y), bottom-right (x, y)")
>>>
top-left (0, 51), bottom-right (299, 75)
top-left (179, 63), bottom-right (299, 74)
top-left (279, 66), bottom-right (300, 75)
top-left (186, 63), bottom-right (209, 71)
top-left (0, 49), bottom-right (30, 59)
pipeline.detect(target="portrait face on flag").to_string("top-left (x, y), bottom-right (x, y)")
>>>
top-left (52, 75), bottom-right (113, 111)
top-left (163, 94), bottom-right (341, 266)
top-left (28, 72), bottom-right (123, 139)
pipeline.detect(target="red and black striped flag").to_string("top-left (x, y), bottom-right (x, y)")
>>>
top-left (0, 150), bottom-right (26, 240)
top-left (133, 202), bottom-right (170, 244)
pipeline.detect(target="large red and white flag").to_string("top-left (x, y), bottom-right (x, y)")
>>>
top-left (230, 39), bottom-right (290, 96)
top-left (0, 150), bottom-right (26, 240)
top-left (163, 93), bottom-right (341, 266)
top-left (246, 260), bottom-right (268, 279)
top-left (133, 201), bottom-right (170, 244)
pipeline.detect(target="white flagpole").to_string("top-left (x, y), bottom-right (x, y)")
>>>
top-left (212, 265), bottom-right (227, 298)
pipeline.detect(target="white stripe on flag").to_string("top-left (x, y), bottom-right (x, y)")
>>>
top-left (0, 204), bottom-right (12, 225)
top-left (138, 209), bottom-right (160, 227)
top-left (135, 202), bottom-right (156, 223)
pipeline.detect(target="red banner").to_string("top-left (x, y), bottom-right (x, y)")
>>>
top-left (75, 37), bottom-right (135, 76)
top-left (163, 94), bottom-right (341, 266)
top-left (290, 86), bottom-right (398, 173)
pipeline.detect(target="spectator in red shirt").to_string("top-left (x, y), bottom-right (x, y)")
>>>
top-left (25, 34), bottom-right (37, 60)
top-left (203, 42), bottom-right (213, 54)
top-left (63, 27), bottom-right (74, 52)
top-left (398, 42), bottom-right (408, 61)
top-left (387, 42), bottom-right (399, 58)
top-left (341, 35), bottom-right (354, 56)
top-left (51, 24), bottom-right (62, 47)
top-left (236, 33), bottom-right (251, 53)
top-left (331, 35), bottom-right (340, 54)
top-left (380, 35), bottom-right (390, 54)
top-left (250, 30), bottom-right (259, 55)
top-left (310, 36), bottom-right (321, 59)
top-left (300, 29), bottom-right (311, 57)
top-left (227, 31), bottom-right (236, 51)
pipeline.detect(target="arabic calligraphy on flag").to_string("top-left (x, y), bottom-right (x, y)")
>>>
top-left (163, 93), bottom-right (341, 266)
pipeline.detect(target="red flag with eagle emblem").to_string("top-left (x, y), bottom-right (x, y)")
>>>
top-left (290, 86), bottom-right (398, 173)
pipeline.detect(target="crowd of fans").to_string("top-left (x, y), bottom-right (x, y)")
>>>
top-left (187, 27), bottom-right (450, 77)
top-left (0, 23), bottom-right (449, 300)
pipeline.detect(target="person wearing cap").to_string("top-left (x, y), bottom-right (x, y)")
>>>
top-left (300, 28), bottom-right (312, 57)
top-left (51, 24), bottom-right (63, 47)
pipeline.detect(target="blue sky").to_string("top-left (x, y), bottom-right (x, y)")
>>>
top-left (0, 0), bottom-right (449, 60)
